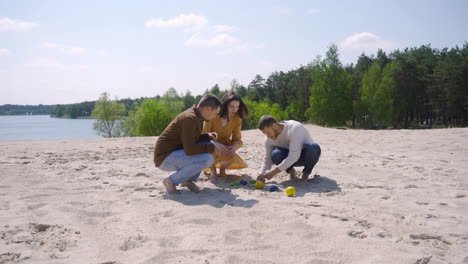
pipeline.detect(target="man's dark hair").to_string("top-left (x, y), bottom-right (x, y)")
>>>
top-left (198, 93), bottom-right (222, 109)
top-left (219, 92), bottom-right (249, 119)
top-left (258, 115), bottom-right (278, 130)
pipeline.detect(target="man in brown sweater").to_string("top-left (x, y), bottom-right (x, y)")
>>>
top-left (154, 93), bottom-right (226, 194)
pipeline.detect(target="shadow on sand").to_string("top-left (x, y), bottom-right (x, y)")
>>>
top-left (164, 174), bottom-right (340, 204)
top-left (164, 186), bottom-right (258, 208)
top-left (205, 173), bottom-right (341, 198)
top-left (270, 175), bottom-right (342, 198)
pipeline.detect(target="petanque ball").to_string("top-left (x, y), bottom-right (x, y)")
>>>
top-left (285, 186), bottom-right (296, 196)
top-left (269, 185), bottom-right (279, 192)
top-left (230, 181), bottom-right (240, 186)
top-left (240, 180), bottom-right (248, 185)
top-left (255, 181), bottom-right (264, 189)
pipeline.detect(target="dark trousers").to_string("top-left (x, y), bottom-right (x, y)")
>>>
top-left (271, 143), bottom-right (321, 174)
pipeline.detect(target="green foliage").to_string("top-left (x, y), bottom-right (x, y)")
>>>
top-left (428, 46), bottom-right (467, 126)
top-left (247, 75), bottom-right (266, 102)
top-left (132, 98), bottom-right (175, 136)
top-left (91, 93), bottom-right (126, 138)
top-left (356, 62), bottom-right (382, 127)
top-left (307, 45), bottom-right (353, 126)
top-left (161, 87), bottom-right (184, 113)
top-left (373, 62), bottom-right (396, 127)
top-left (242, 99), bottom-right (288, 130)
top-left (182, 90), bottom-right (197, 110)
top-left (118, 102), bottom-right (140, 136)
top-left (50, 102), bottom-right (95, 118)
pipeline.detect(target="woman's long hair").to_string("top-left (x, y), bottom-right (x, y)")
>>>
top-left (219, 92), bottom-right (249, 120)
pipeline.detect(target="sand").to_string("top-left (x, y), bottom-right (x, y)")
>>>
top-left (0, 125), bottom-right (467, 264)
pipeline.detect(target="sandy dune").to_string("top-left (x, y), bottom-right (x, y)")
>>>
top-left (0, 125), bottom-right (467, 264)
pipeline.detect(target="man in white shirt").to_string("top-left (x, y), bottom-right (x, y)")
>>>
top-left (256, 115), bottom-right (321, 182)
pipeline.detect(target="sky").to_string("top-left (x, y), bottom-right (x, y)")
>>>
top-left (1, 0), bottom-right (467, 105)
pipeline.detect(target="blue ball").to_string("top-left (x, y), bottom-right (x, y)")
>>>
top-left (269, 185), bottom-right (279, 192)
top-left (240, 180), bottom-right (248, 185)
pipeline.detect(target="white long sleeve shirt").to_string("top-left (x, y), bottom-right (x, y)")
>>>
top-left (259, 120), bottom-right (314, 174)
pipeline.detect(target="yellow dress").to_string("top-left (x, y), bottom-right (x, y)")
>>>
top-left (202, 114), bottom-right (248, 170)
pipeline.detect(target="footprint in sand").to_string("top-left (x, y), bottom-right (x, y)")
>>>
top-left (223, 229), bottom-right (247, 246)
top-left (158, 235), bottom-right (182, 248)
top-left (294, 210), bottom-right (311, 221)
top-left (409, 234), bottom-right (449, 244)
top-left (356, 220), bottom-right (372, 229)
top-left (135, 172), bottom-right (150, 178)
top-left (0, 253), bottom-right (29, 263)
top-left (347, 230), bottom-right (367, 239)
top-left (416, 202), bottom-right (429, 206)
top-left (2, 223), bottom-right (80, 257)
top-left (119, 235), bottom-right (148, 251)
top-left (0, 201), bottom-right (10, 210)
top-left (415, 256), bottom-right (432, 264)
top-left (161, 210), bottom-right (175, 217)
top-left (224, 233), bottom-right (242, 246)
top-left (183, 218), bottom-right (214, 225)
top-left (321, 213), bottom-right (348, 222)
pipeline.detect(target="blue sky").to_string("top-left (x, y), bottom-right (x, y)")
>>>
top-left (1, 0), bottom-right (467, 105)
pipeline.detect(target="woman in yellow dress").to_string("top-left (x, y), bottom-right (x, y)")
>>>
top-left (203, 92), bottom-right (249, 178)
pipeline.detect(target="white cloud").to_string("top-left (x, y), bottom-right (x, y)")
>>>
top-left (213, 24), bottom-right (239, 32)
top-left (0, 18), bottom-right (39, 32)
top-left (307, 9), bottom-right (320, 15)
top-left (185, 34), bottom-right (240, 47)
top-left (146, 13), bottom-right (259, 52)
top-left (145, 13), bottom-right (208, 31)
top-left (26, 57), bottom-right (63, 69)
top-left (43, 42), bottom-right (87, 55)
top-left (340, 32), bottom-right (397, 50)
top-left (0, 48), bottom-right (11, 55)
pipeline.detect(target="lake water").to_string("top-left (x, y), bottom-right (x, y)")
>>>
top-left (0, 115), bottom-right (100, 141)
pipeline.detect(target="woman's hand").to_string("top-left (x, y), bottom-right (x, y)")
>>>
top-left (222, 145), bottom-right (237, 157)
top-left (208, 132), bottom-right (218, 141)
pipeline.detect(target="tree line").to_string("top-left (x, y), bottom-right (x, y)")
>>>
top-left (93, 43), bottom-right (468, 137)
top-left (0, 104), bottom-right (54, 115)
top-left (2, 42), bottom-right (466, 134)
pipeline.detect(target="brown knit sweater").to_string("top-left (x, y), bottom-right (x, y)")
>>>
top-left (154, 105), bottom-right (215, 167)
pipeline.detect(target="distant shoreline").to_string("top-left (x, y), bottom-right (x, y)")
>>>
top-left (0, 114), bottom-right (93, 119)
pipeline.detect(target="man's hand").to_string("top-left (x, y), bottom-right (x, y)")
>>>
top-left (257, 169), bottom-right (277, 182)
top-left (256, 174), bottom-right (266, 183)
top-left (260, 168), bottom-right (281, 182)
top-left (208, 132), bottom-right (218, 141)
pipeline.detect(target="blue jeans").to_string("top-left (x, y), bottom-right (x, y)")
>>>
top-left (271, 143), bottom-right (321, 174)
top-left (159, 149), bottom-right (213, 185)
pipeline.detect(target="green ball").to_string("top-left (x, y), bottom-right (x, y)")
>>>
top-left (249, 180), bottom-right (257, 184)
top-left (230, 181), bottom-right (240, 186)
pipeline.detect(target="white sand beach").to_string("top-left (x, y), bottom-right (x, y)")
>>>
top-left (1, 125), bottom-right (467, 264)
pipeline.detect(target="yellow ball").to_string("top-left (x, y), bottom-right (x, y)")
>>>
top-left (255, 181), bottom-right (264, 189)
top-left (285, 186), bottom-right (296, 196)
